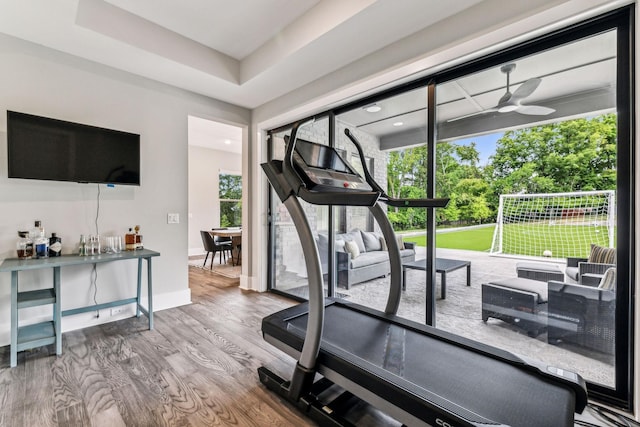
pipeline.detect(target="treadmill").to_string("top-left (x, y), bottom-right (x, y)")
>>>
top-left (259, 120), bottom-right (587, 427)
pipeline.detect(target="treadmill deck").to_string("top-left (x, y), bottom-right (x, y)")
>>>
top-left (263, 299), bottom-right (580, 427)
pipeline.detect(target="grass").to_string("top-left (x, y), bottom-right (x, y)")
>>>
top-left (404, 225), bottom-right (495, 252)
top-left (403, 223), bottom-right (613, 257)
top-left (499, 223), bottom-right (612, 258)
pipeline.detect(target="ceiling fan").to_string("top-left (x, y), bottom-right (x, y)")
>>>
top-left (448, 63), bottom-right (555, 122)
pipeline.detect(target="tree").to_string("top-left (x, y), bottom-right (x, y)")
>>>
top-left (387, 147), bottom-right (428, 200)
top-left (435, 141), bottom-right (485, 225)
top-left (489, 114), bottom-right (617, 195)
top-left (453, 178), bottom-right (492, 224)
top-left (219, 174), bottom-right (242, 227)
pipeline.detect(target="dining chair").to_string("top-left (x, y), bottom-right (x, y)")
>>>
top-left (200, 230), bottom-right (228, 268)
top-left (211, 228), bottom-right (233, 260)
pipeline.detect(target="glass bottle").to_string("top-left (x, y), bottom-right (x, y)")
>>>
top-left (49, 232), bottom-right (62, 257)
top-left (16, 231), bottom-right (33, 259)
top-left (33, 220), bottom-right (49, 259)
top-left (134, 225), bottom-right (143, 250)
top-left (88, 235), bottom-right (101, 255)
top-left (125, 228), bottom-right (136, 251)
top-left (79, 234), bottom-right (87, 256)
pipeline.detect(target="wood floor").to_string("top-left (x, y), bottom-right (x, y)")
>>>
top-left (0, 266), bottom-right (611, 426)
top-left (0, 267), bottom-right (317, 427)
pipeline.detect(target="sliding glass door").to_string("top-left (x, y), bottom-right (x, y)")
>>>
top-left (265, 7), bottom-right (633, 407)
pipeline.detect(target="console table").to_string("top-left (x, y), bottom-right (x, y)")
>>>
top-left (0, 249), bottom-right (160, 367)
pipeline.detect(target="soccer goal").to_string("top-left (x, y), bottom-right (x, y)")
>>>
top-left (490, 190), bottom-right (615, 259)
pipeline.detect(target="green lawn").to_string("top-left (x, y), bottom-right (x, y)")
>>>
top-left (402, 223), bottom-right (613, 257)
top-left (499, 223), bottom-right (612, 258)
top-left (404, 226), bottom-right (495, 252)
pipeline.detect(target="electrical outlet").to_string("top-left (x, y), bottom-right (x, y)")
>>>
top-left (110, 307), bottom-right (124, 316)
top-left (167, 213), bottom-right (180, 224)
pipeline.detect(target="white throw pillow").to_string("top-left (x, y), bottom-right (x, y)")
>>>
top-left (344, 240), bottom-right (360, 259)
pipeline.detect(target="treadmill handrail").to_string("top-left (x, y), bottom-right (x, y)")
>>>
top-left (344, 128), bottom-right (450, 209)
top-left (282, 120), bottom-right (309, 198)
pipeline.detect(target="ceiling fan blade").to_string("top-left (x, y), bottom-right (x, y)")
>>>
top-left (497, 90), bottom-right (512, 105)
top-left (447, 107), bottom-right (498, 122)
top-left (516, 104), bottom-right (555, 115)
top-left (511, 77), bottom-right (541, 100)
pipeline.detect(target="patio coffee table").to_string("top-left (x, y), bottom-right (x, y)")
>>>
top-left (402, 258), bottom-right (471, 299)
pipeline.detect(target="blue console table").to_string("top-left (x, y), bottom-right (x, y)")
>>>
top-left (0, 249), bottom-right (160, 367)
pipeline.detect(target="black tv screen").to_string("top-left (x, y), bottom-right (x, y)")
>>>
top-left (7, 111), bottom-right (140, 185)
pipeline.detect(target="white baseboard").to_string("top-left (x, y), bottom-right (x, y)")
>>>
top-left (240, 274), bottom-right (266, 292)
top-left (0, 288), bottom-right (192, 347)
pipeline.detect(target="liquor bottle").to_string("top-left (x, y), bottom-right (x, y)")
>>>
top-left (49, 233), bottom-right (62, 257)
top-left (125, 228), bottom-right (136, 251)
top-left (16, 231), bottom-right (33, 259)
top-left (79, 234), bottom-right (87, 256)
top-left (33, 220), bottom-right (49, 259)
top-left (134, 225), bottom-right (143, 250)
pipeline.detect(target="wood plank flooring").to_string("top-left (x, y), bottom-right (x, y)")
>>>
top-left (0, 266), bottom-right (611, 426)
top-left (0, 267), bottom-right (317, 427)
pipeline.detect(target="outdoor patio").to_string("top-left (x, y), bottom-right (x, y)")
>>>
top-left (324, 246), bottom-right (615, 388)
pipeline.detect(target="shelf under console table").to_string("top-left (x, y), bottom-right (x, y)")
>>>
top-left (0, 249), bottom-right (160, 367)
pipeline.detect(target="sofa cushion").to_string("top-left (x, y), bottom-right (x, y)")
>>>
top-left (361, 230), bottom-right (382, 252)
top-left (489, 277), bottom-right (549, 303)
top-left (399, 248), bottom-right (415, 259)
top-left (588, 244), bottom-right (616, 264)
top-left (342, 230), bottom-right (366, 253)
top-left (350, 251), bottom-right (389, 269)
top-left (344, 240), bottom-right (360, 259)
top-left (566, 266), bottom-right (579, 282)
top-left (316, 233), bottom-right (328, 251)
top-left (379, 236), bottom-right (388, 251)
top-left (598, 267), bottom-right (616, 290)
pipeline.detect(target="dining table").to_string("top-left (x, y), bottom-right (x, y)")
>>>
top-left (210, 228), bottom-right (242, 266)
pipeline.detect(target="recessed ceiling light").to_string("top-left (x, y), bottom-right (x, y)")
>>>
top-left (224, 139), bottom-right (231, 145)
top-left (364, 104), bottom-right (381, 113)
top-left (393, 121), bottom-right (404, 127)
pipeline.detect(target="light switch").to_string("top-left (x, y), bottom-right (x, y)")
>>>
top-left (167, 213), bottom-right (180, 224)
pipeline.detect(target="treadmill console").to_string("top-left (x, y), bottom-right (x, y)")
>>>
top-left (292, 139), bottom-right (372, 192)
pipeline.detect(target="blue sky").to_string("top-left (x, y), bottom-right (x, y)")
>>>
top-left (452, 132), bottom-right (504, 166)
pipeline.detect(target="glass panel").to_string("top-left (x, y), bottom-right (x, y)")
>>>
top-left (270, 118), bottom-right (331, 298)
top-left (431, 30), bottom-right (617, 388)
top-left (335, 87), bottom-right (428, 315)
top-left (219, 173), bottom-right (242, 227)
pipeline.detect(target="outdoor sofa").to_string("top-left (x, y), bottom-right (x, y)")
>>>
top-left (317, 229), bottom-right (415, 289)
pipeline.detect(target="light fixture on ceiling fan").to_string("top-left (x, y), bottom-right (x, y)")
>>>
top-left (448, 63), bottom-right (555, 122)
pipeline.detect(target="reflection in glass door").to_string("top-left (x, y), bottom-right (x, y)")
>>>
top-left (268, 119), bottom-right (331, 299)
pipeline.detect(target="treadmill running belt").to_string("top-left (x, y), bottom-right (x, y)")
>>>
top-left (265, 301), bottom-right (576, 426)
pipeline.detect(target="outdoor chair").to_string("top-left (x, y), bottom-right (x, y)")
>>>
top-left (565, 244), bottom-right (616, 285)
top-left (547, 267), bottom-right (616, 355)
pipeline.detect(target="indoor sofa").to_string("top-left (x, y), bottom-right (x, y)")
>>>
top-left (317, 229), bottom-right (415, 289)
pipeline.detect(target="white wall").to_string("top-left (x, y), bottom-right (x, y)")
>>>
top-left (0, 34), bottom-right (250, 344)
top-left (188, 145), bottom-right (241, 255)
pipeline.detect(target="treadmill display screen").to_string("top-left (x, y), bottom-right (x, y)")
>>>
top-left (295, 139), bottom-right (353, 174)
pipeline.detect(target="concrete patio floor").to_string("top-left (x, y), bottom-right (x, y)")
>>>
top-left (339, 246), bottom-right (615, 388)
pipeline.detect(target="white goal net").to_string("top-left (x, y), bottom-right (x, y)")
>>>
top-left (490, 190), bottom-right (615, 259)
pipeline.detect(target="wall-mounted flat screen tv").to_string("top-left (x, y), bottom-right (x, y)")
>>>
top-left (7, 110), bottom-right (140, 185)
